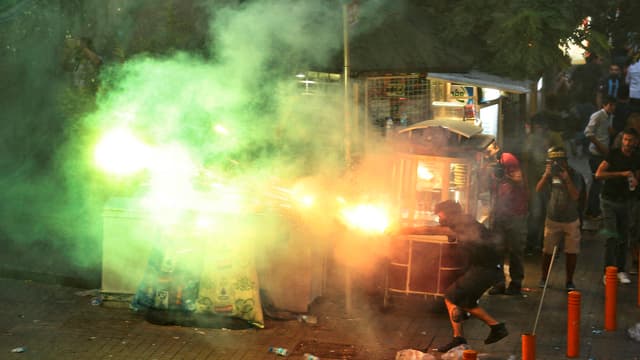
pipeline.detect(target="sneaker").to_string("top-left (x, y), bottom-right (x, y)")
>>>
top-left (618, 272), bottom-right (631, 284)
top-left (505, 283), bottom-right (522, 296)
top-left (451, 306), bottom-right (471, 323)
top-left (566, 281), bottom-right (576, 291)
top-left (488, 283), bottom-right (506, 295)
top-left (432, 336), bottom-right (467, 353)
top-left (485, 323), bottom-right (509, 344)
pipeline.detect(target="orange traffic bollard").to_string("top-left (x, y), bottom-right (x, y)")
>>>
top-left (567, 291), bottom-right (581, 358)
top-left (522, 333), bottom-right (535, 360)
top-left (462, 349), bottom-right (477, 360)
top-left (605, 266), bottom-right (617, 331)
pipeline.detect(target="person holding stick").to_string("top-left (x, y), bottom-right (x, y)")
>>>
top-left (535, 147), bottom-right (585, 291)
top-left (429, 200), bottom-right (508, 353)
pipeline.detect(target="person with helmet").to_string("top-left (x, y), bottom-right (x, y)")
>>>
top-left (535, 147), bottom-right (586, 291)
top-left (429, 200), bottom-right (508, 353)
top-left (485, 141), bottom-right (528, 296)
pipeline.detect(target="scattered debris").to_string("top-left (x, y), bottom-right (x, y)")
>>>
top-left (441, 344), bottom-right (470, 360)
top-left (90, 297), bottom-right (102, 306)
top-left (88, 336), bottom-right (97, 341)
top-left (11, 347), bottom-right (26, 353)
top-left (304, 353), bottom-right (320, 360)
top-left (591, 329), bottom-right (603, 335)
top-left (298, 315), bottom-right (318, 324)
top-left (627, 323), bottom-right (640, 341)
top-left (395, 349), bottom-right (436, 360)
top-left (268, 346), bottom-right (289, 356)
top-left (292, 340), bottom-right (357, 359)
top-left (75, 289), bottom-right (100, 297)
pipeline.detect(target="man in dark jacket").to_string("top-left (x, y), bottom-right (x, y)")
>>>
top-left (429, 200), bottom-right (508, 353)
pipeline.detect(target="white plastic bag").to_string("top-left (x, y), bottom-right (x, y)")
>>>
top-left (395, 349), bottom-right (436, 360)
top-left (627, 322), bottom-right (640, 341)
top-left (440, 344), bottom-right (471, 360)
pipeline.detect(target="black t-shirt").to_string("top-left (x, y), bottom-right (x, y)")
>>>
top-left (601, 148), bottom-right (640, 201)
top-left (448, 214), bottom-right (503, 269)
top-left (598, 75), bottom-right (626, 99)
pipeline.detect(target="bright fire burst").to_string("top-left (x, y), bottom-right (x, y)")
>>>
top-left (417, 163), bottom-right (434, 180)
top-left (340, 203), bottom-right (390, 234)
top-left (94, 127), bottom-right (151, 175)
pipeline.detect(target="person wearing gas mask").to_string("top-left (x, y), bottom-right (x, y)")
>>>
top-left (429, 200), bottom-right (508, 353)
top-left (485, 141), bottom-right (528, 296)
top-left (535, 147), bottom-right (586, 291)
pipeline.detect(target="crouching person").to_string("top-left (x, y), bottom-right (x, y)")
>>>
top-left (430, 200), bottom-right (508, 353)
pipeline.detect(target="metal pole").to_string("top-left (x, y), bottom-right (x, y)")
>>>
top-left (532, 245), bottom-right (558, 335)
top-left (342, 2), bottom-right (351, 168)
top-left (342, 2), bottom-right (352, 315)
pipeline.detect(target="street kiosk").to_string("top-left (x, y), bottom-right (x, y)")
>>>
top-left (383, 119), bottom-right (494, 308)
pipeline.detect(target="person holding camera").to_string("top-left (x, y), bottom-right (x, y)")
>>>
top-left (429, 200), bottom-right (508, 353)
top-left (485, 141), bottom-right (529, 296)
top-left (535, 147), bottom-right (585, 291)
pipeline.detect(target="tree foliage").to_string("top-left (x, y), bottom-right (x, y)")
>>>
top-left (420, 0), bottom-right (634, 80)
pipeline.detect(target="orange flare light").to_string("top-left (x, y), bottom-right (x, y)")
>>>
top-left (340, 203), bottom-right (390, 234)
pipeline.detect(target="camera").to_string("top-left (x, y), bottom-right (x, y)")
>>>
top-left (494, 163), bottom-right (505, 179)
top-left (549, 160), bottom-right (563, 176)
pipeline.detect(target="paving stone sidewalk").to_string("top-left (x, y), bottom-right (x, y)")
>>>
top-left (1, 226), bottom-right (640, 359)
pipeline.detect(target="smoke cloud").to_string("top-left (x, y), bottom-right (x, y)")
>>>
top-left (0, 0), bottom-right (397, 319)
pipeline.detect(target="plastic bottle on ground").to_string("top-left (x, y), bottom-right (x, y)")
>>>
top-left (268, 346), bottom-right (289, 356)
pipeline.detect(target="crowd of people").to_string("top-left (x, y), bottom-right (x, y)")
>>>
top-left (526, 49), bottom-right (640, 286)
top-left (431, 49), bottom-right (640, 353)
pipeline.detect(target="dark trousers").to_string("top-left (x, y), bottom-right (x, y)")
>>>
top-left (526, 191), bottom-right (547, 251)
top-left (494, 216), bottom-right (527, 285)
top-left (586, 155), bottom-right (604, 217)
top-left (601, 197), bottom-right (631, 272)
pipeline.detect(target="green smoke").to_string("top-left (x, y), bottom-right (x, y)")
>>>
top-left (0, 0), bottom-right (394, 293)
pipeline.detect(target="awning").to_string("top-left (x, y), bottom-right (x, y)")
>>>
top-left (399, 118), bottom-right (483, 138)
top-left (427, 70), bottom-right (532, 94)
top-left (396, 118), bottom-right (495, 154)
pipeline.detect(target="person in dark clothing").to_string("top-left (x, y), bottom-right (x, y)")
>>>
top-left (612, 86), bottom-right (632, 142)
top-left (571, 53), bottom-right (603, 107)
top-left (597, 63), bottom-right (627, 108)
top-left (595, 127), bottom-right (640, 284)
top-left (429, 200), bottom-right (508, 353)
top-left (570, 53), bottom-right (603, 157)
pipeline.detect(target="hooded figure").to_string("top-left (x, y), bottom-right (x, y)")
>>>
top-left (429, 200), bottom-right (508, 353)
